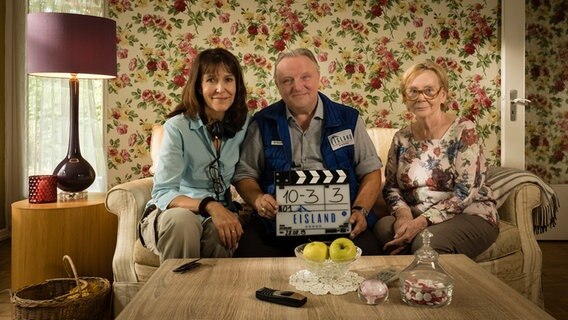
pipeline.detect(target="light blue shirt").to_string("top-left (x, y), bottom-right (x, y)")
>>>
top-left (150, 113), bottom-right (251, 211)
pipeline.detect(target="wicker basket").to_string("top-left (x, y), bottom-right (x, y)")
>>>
top-left (10, 255), bottom-right (110, 320)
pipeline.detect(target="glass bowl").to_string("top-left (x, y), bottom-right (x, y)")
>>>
top-left (294, 242), bottom-right (362, 280)
top-left (399, 270), bottom-right (453, 307)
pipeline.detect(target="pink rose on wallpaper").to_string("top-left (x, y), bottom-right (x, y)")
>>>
top-left (120, 149), bottom-right (131, 162)
top-left (142, 164), bottom-right (152, 177)
top-left (341, 19), bottom-right (351, 30)
top-left (370, 77), bottom-right (382, 90)
top-left (128, 58), bottom-right (137, 71)
top-left (356, 63), bottom-right (365, 73)
top-left (154, 92), bottom-right (167, 103)
top-left (254, 56), bottom-right (268, 67)
top-left (210, 36), bottom-right (221, 46)
top-left (230, 22), bottom-right (239, 35)
top-left (173, 75), bottom-right (186, 88)
top-left (373, 118), bottom-right (392, 128)
top-left (128, 133), bottom-right (137, 147)
top-left (259, 24), bottom-right (269, 35)
top-left (413, 17), bottom-right (423, 28)
top-left (154, 17), bottom-right (167, 29)
top-left (222, 38), bottom-right (233, 49)
top-left (260, 99), bottom-right (269, 108)
top-left (215, 0), bottom-right (223, 9)
top-left (117, 48), bottom-right (128, 59)
top-left (120, 74), bottom-right (131, 86)
top-left (142, 14), bottom-right (153, 26)
top-left (219, 13), bottom-right (230, 23)
top-left (173, 0), bottom-right (186, 12)
top-left (353, 22), bottom-right (365, 34)
top-left (313, 36), bottom-right (322, 48)
top-left (243, 53), bottom-right (254, 65)
top-left (320, 76), bottom-right (330, 88)
top-left (352, 93), bottom-right (364, 106)
top-left (345, 63), bottom-right (355, 74)
top-left (370, 5), bottom-right (383, 17)
top-left (340, 92), bottom-right (351, 104)
top-left (317, 52), bottom-right (328, 62)
top-left (158, 60), bottom-right (169, 71)
top-left (108, 147), bottom-right (118, 157)
top-left (247, 99), bottom-right (258, 111)
top-left (247, 25), bottom-right (258, 35)
top-left (424, 26), bottom-right (432, 39)
top-left (111, 108), bottom-right (122, 120)
top-left (292, 21), bottom-right (304, 33)
top-left (178, 40), bottom-right (192, 53)
top-left (146, 60), bottom-right (158, 72)
top-left (463, 43), bottom-right (476, 55)
top-left (141, 89), bottom-right (154, 102)
top-left (117, 124), bottom-right (129, 135)
top-left (328, 60), bottom-right (337, 73)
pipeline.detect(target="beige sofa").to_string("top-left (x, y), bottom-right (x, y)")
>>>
top-left (105, 127), bottom-right (544, 316)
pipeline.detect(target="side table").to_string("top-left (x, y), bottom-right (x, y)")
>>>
top-left (11, 192), bottom-right (117, 290)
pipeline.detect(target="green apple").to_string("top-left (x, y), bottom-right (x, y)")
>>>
top-left (329, 237), bottom-right (357, 261)
top-left (302, 241), bottom-right (329, 263)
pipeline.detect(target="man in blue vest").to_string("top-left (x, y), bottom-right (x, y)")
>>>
top-left (234, 48), bottom-right (382, 256)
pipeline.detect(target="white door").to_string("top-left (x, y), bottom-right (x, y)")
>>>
top-left (501, 1), bottom-right (567, 240)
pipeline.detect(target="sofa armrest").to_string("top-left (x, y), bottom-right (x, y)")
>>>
top-left (497, 183), bottom-right (542, 275)
top-left (105, 177), bottom-right (153, 284)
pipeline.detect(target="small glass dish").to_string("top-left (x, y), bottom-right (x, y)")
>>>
top-left (294, 243), bottom-right (362, 280)
top-left (357, 279), bottom-right (389, 305)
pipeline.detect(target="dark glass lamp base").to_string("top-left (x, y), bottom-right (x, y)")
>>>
top-left (53, 155), bottom-right (96, 192)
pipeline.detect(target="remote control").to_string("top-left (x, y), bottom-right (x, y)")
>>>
top-left (172, 258), bottom-right (201, 273)
top-left (255, 287), bottom-right (307, 307)
top-left (376, 267), bottom-right (399, 284)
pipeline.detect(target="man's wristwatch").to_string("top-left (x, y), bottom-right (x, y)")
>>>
top-left (352, 206), bottom-right (369, 217)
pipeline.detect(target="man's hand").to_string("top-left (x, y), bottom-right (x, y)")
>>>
top-left (254, 193), bottom-right (278, 220)
top-left (349, 210), bottom-right (368, 239)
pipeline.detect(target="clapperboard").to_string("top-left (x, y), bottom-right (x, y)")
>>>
top-left (275, 170), bottom-right (352, 236)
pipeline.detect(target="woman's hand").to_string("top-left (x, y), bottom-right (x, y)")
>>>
top-left (206, 202), bottom-right (243, 250)
top-left (384, 210), bottom-right (428, 254)
top-left (254, 193), bottom-right (278, 220)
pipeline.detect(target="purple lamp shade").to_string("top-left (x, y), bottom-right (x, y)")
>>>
top-left (26, 12), bottom-right (117, 79)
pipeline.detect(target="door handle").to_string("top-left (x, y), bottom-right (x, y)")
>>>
top-left (510, 90), bottom-right (531, 121)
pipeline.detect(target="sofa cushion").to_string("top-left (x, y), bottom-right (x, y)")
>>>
top-left (134, 238), bottom-right (160, 267)
top-left (475, 220), bottom-right (521, 262)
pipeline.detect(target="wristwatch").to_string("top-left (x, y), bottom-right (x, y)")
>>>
top-left (352, 206), bottom-right (369, 217)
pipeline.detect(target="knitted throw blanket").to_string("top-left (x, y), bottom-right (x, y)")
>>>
top-left (486, 166), bottom-right (559, 234)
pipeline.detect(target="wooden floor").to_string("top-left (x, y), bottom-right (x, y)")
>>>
top-left (0, 239), bottom-right (566, 319)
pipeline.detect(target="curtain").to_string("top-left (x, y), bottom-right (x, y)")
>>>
top-left (27, 0), bottom-right (107, 192)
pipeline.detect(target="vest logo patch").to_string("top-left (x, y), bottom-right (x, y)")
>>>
top-left (271, 140), bottom-right (283, 146)
top-left (328, 129), bottom-right (354, 151)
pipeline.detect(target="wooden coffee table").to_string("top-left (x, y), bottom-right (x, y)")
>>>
top-left (116, 255), bottom-right (554, 319)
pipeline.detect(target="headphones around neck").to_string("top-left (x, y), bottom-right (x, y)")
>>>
top-left (207, 119), bottom-right (237, 140)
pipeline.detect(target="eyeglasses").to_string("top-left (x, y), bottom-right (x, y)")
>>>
top-left (207, 157), bottom-right (227, 201)
top-left (404, 87), bottom-right (442, 101)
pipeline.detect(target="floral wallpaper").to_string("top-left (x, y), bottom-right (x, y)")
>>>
top-left (525, 0), bottom-right (568, 184)
top-left (106, 0), bottom-right (502, 187)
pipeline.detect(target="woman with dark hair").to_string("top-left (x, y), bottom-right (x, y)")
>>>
top-left (139, 48), bottom-right (251, 261)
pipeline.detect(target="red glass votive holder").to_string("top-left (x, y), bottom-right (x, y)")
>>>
top-left (29, 175), bottom-right (58, 203)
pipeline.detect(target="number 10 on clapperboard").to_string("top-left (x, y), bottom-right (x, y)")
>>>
top-left (274, 170), bottom-right (352, 236)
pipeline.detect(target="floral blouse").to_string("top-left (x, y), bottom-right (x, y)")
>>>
top-left (383, 117), bottom-right (498, 226)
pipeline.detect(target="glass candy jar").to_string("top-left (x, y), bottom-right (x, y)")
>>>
top-left (398, 229), bottom-right (454, 308)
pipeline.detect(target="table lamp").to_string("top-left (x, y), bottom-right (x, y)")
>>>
top-left (26, 12), bottom-right (117, 194)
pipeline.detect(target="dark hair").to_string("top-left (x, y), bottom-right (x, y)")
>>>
top-left (167, 48), bottom-right (248, 131)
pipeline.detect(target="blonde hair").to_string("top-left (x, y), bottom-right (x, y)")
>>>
top-left (273, 48), bottom-right (320, 80)
top-left (400, 60), bottom-right (449, 110)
